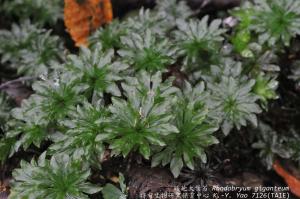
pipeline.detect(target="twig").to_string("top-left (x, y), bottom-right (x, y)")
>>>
top-left (0, 76), bottom-right (36, 90)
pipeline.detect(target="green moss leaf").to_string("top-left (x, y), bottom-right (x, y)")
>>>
top-left (10, 154), bottom-right (101, 199)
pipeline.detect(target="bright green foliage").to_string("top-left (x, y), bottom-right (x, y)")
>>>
top-left (32, 74), bottom-right (87, 122)
top-left (253, 74), bottom-right (278, 106)
top-left (108, 72), bottom-right (178, 159)
top-left (174, 16), bottom-right (226, 69)
top-left (1, 0), bottom-right (63, 25)
top-left (118, 30), bottom-right (176, 73)
top-left (0, 21), bottom-right (64, 76)
top-left (89, 20), bottom-right (127, 51)
top-left (66, 44), bottom-right (127, 97)
top-left (10, 153), bottom-right (101, 199)
top-left (231, 29), bottom-right (252, 57)
top-left (231, 3), bottom-right (254, 30)
top-left (207, 61), bottom-right (261, 135)
top-left (230, 2), bottom-right (255, 56)
top-left (102, 173), bottom-right (127, 199)
top-left (152, 82), bottom-right (219, 178)
top-left (50, 101), bottom-right (112, 166)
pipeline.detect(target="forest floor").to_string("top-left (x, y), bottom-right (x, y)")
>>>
top-left (1, 0), bottom-right (300, 198)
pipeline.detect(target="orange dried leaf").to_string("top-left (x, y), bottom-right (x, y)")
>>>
top-left (64, 0), bottom-right (113, 47)
top-left (273, 160), bottom-right (300, 197)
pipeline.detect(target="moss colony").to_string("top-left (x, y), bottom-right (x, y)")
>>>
top-left (1, 0), bottom-right (300, 198)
